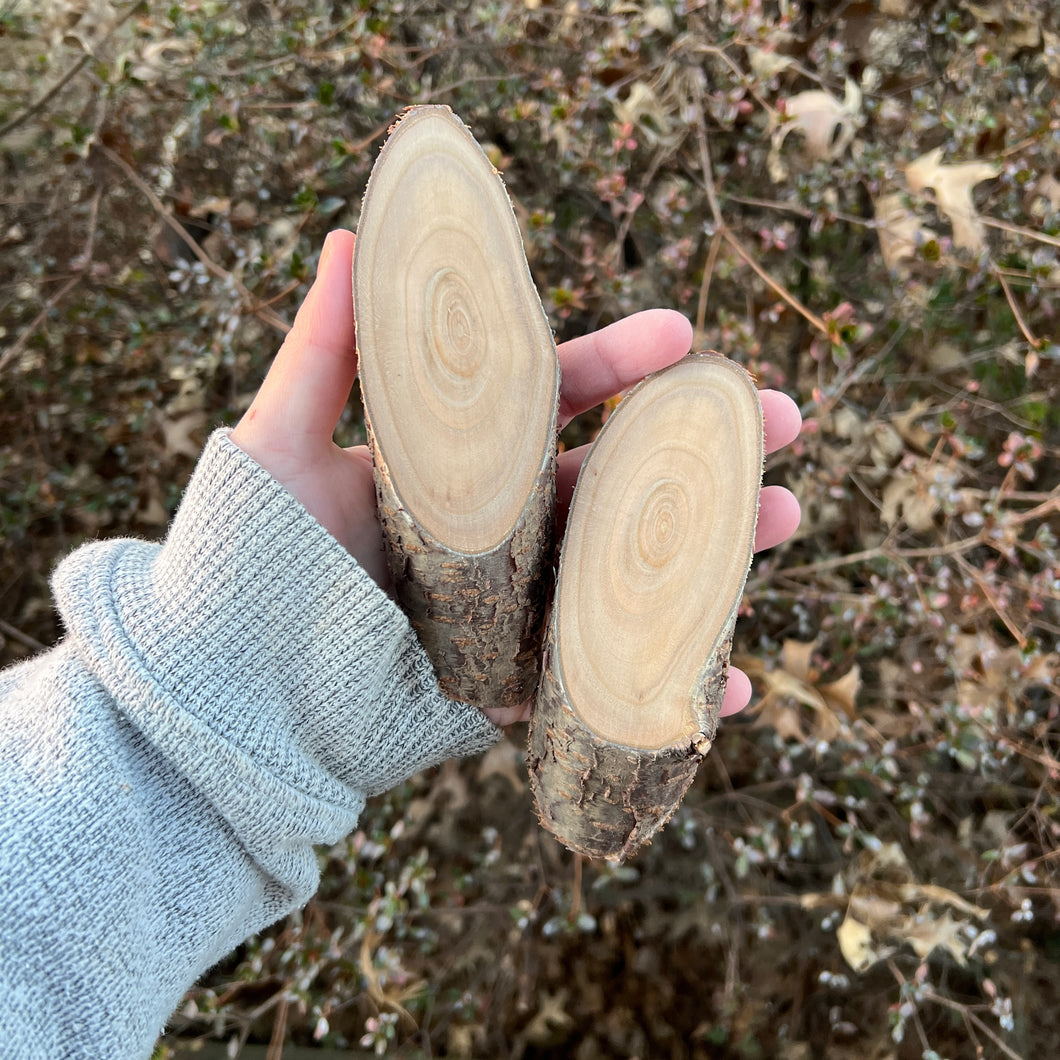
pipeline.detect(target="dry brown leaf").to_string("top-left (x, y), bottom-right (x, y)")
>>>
top-left (781, 638), bottom-right (817, 682)
top-left (747, 45), bottom-right (796, 80)
top-left (904, 148), bottom-right (999, 252)
top-left (898, 883), bottom-right (988, 922)
top-left (849, 888), bottom-right (906, 930)
top-left (769, 80), bottom-right (861, 181)
top-left (1033, 173), bottom-right (1060, 212)
top-left (754, 699), bottom-right (810, 743)
top-left (431, 759), bottom-right (470, 813)
top-left (904, 908), bottom-right (971, 965)
top-left (837, 913), bottom-right (885, 973)
top-left (129, 38), bottom-right (198, 82)
top-left (881, 470), bottom-right (939, 532)
top-left (476, 740), bottom-right (526, 795)
top-left (137, 489), bottom-right (169, 527)
top-left (1044, 30), bottom-right (1060, 79)
top-left (836, 842), bottom-right (987, 974)
top-left (159, 410), bottom-right (207, 461)
top-left (891, 399), bottom-right (935, 450)
top-left (952, 631), bottom-right (1057, 725)
top-left (522, 989), bottom-right (572, 1045)
top-left (742, 642), bottom-right (854, 742)
top-left (874, 191), bottom-right (936, 274)
top-left (613, 81), bottom-right (673, 145)
top-left (821, 665), bottom-right (861, 720)
top-left (962, 2), bottom-right (1040, 54)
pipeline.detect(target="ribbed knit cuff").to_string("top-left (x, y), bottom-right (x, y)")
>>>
top-left (52, 430), bottom-right (500, 858)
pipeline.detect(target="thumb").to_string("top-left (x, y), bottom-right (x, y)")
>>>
top-left (240, 229), bottom-right (358, 447)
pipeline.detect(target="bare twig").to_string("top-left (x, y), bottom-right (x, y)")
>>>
top-left (0, 620), bottom-right (47, 653)
top-left (688, 80), bottom-right (838, 347)
top-left (722, 230), bottom-right (833, 337)
top-left (798, 322), bottom-right (908, 417)
top-left (0, 274), bottom-right (84, 374)
top-left (265, 992), bottom-right (289, 1060)
top-left (690, 42), bottom-right (780, 121)
top-left (98, 145), bottom-right (291, 335)
top-left (694, 231), bottom-right (723, 343)
top-left (758, 534), bottom-right (991, 585)
top-left (920, 989), bottom-right (1026, 1060)
top-left (982, 213), bottom-right (1060, 250)
top-left (995, 266), bottom-right (1044, 350)
top-left (760, 490), bottom-right (1058, 588)
top-left (568, 855), bottom-right (584, 924)
top-left (955, 554), bottom-right (1028, 648)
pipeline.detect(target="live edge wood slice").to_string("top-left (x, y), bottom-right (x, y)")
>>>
top-left (353, 106), bottom-right (560, 707)
top-left (529, 354), bottom-right (764, 862)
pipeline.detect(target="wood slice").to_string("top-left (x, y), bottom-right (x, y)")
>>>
top-left (354, 106), bottom-right (560, 707)
top-left (528, 353), bottom-right (764, 860)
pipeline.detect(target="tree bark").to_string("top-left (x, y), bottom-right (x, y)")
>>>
top-left (528, 354), bottom-right (763, 860)
top-left (354, 106), bottom-right (560, 707)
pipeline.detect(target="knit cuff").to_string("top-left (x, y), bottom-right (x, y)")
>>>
top-left (52, 430), bottom-right (501, 850)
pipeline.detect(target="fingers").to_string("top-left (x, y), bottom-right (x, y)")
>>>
top-left (760, 389), bottom-right (802, 453)
top-left (720, 668), bottom-right (752, 717)
top-left (481, 701), bottom-right (532, 727)
top-left (755, 485), bottom-right (802, 551)
top-left (556, 309), bottom-right (693, 426)
top-left (238, 229), bottom-right (358, 448)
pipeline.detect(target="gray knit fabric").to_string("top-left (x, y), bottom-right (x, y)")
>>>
top-left (0, 430), bottom-right (500, 1058)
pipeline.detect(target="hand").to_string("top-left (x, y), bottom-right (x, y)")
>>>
top-left (231, 229), bottom-right (802, 727)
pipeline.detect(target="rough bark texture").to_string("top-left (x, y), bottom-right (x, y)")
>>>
top-left (526, 353), bottom-right (763, 860)
top-left (370, 418), bottom-right (556, 707)
top-left (355, 105), bottom-right (561, 708)
top-left (528, 617), bottom-right (734, 862)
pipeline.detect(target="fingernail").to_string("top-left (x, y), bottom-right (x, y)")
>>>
top-left (318, 231), bottom-right (337, 274)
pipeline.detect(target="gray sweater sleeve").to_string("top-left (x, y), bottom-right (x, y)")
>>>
top-left (0, 429), bottom-right (501, 1059)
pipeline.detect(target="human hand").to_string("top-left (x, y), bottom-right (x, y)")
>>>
top-left (231, 229), bottom-right (802, 726)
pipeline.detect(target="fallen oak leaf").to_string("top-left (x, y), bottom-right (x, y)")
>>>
top-left (768, 79), bottom-right (861, 181)
top-left (904, 148), bottom-right (999, 253)
top-left (904, 907), bottom-right (974, 966)
top-left (821, 664), bottom-right (861, 720)
top-left (874, 191), bottom-right (937, 274)
top-left (837, 908), bottom-right (894, 973)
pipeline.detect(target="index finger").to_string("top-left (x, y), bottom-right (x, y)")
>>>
top-left (556, 309), bottom-right (693, 426)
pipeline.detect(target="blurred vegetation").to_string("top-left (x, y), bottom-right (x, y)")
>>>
top-left (1, 1), bottom-right (1058, 1058)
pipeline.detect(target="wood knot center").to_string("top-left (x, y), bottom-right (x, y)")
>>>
top-left (637, 480), bottom-right (688, 569)
top-left (426, 266), bottom-right (484, 380)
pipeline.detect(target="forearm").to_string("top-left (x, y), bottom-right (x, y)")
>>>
top-left (0, 431), bottom-right (499, 1059)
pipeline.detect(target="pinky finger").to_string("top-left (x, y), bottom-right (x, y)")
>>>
top-left (719, 667), bottom-right (753, 718)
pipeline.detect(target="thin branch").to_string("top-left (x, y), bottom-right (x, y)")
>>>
top-left (760, 491), bottom-right (1057, 587)
top-left (722, 230), bottom-right (833, 337)
top-left (688, 83), bottom-right (838, 347)
top-left (955, 554), bottom-right (1027, 648)
top-left (0, 274), bottom-right (83, 374)
top-left (920, 990), bottom-right (1026, 1060)
top-left (982, 213), bottom-right (1060, 250)
top-left (995, 266), bottom-right (1044, 350)
top-left (0, 620), bottom-right (47, 653)
top-left (695, 231), bottom-right (723, 342)
top-left (758, 533), bottom-right (991, 584)
top-left (690, 43), bottom-right (780, 121)
top-left (98, 145), bottom-right (290, 335)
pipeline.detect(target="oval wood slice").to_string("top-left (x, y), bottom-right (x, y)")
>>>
top-left (528, 353), bottom-right (764, 860)
top-left (354, 106), bottom-right (560, 707)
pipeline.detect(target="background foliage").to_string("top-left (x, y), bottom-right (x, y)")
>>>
top-left (1, 1), bottom-right (1058, 1057)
